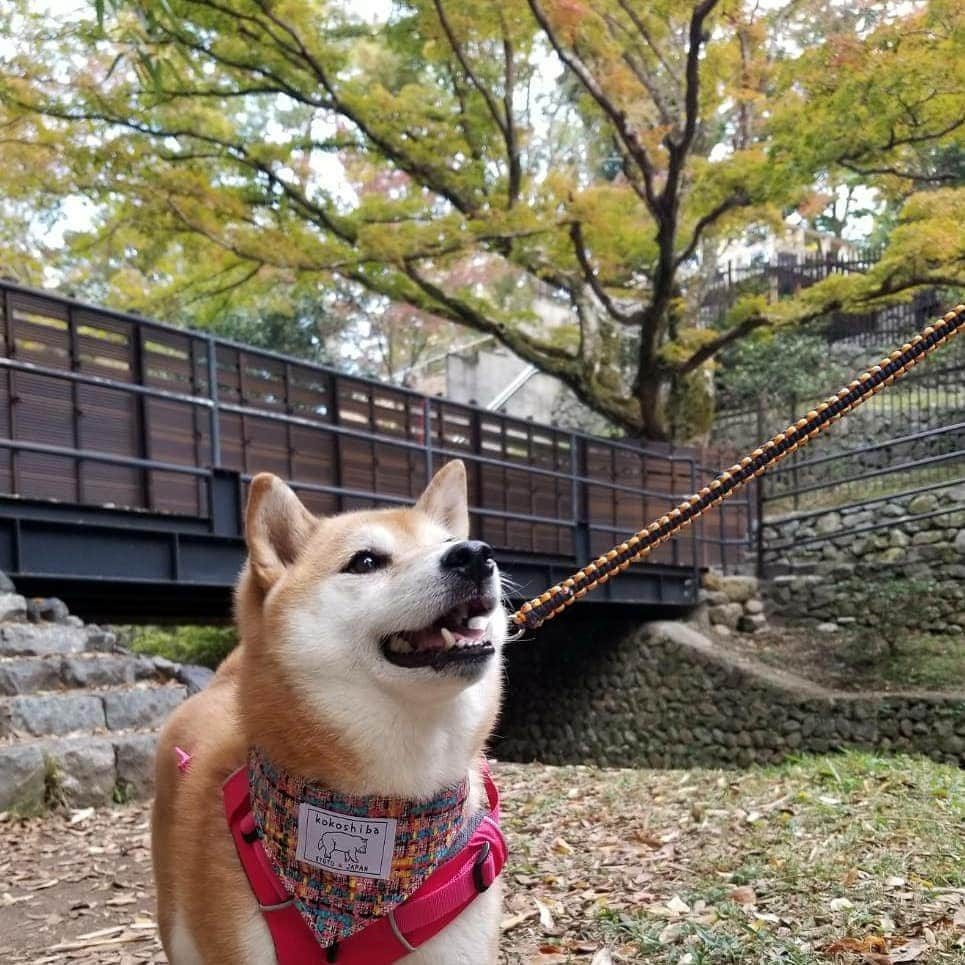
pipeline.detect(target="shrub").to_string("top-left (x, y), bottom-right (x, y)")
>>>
top-left (127, 624), bottom-right (237, 670)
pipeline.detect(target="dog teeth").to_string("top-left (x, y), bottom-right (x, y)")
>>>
top-left (389, 636), bottom-right (412, 654)
top-left (467, 616), bottom-right (488, 631)
top-left (440, 627), bottom-right (456, 649)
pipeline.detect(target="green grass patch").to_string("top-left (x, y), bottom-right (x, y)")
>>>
top-left (126, 624), bottom-right (237, 669)
top-left (840, 631), bottom-right (965, 690)
top-left (735, 621), bottom-right (965, 694)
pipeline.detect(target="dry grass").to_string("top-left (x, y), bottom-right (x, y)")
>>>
top-left (498, 754), bottom-right (964, 964)
top-left (1, 754), bottom-right (962, 964)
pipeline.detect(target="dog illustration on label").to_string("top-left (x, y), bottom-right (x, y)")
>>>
top-left (320, 831), bottom-right (369, 865)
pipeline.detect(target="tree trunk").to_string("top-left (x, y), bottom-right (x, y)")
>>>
top-left (637, 364), bottom-right (674, 441)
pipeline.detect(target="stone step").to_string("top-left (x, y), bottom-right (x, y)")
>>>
top-left (0, 682), bottom-right (188, 738)
top-left (0, 729), bottom-right (160, 812)
top-left (0, 622), bottom-right (116, 657)
top-left (0, 651), bottom-right (166, 696)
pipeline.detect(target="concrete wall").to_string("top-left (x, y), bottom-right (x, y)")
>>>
top-left (444, 345), bottom-right (613, 434)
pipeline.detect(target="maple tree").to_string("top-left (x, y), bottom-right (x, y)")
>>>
top-left (0, 0), bottom-right (961, 438)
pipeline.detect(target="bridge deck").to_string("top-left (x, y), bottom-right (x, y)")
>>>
top-left (0, 281), bottom-right (752, 622)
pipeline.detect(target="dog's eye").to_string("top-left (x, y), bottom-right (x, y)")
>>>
top-left (342, 551), bottom-right (389, 575)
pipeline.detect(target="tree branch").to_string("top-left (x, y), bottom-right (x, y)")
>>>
top-left (432, 0), bottom-right (508, 140)
top-left (501, 28), bottom-right (522, 206)
top-left (248, 0), bottom-right (479, 215)
top-left (616, 0), bottom-right (680, 83)
top-left (569, 222), bottom-right (634, 323)
top-left (675, 191), bottom-right (750, 268)
top-left (527, 0), bottom-right (659, 213)
top-left (677, 0), bottom-right (719, 157)
top-left (839, 159), bottom-right (961, 184)
top-left (400, 259), bottom-right (577, 364)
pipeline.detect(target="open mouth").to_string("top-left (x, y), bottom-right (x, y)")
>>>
top-left (381, 594), bottom-right (497, 671)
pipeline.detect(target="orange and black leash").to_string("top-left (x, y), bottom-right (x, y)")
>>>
top-left (511, 303), bottom-right (965, 631)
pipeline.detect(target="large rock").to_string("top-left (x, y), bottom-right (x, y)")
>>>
top-left (61, 654), bottom-right (137, 689)
top-left (37, 597), bottom-right (70, 624)
top-left (709, 602), bottom-right (744, 630)
top-left (102, 685), bottom-right (187, 731)
top-left (719, 576), bottom-right (759, 604)
top-left (0, 743), bottom-right (46, 812)
top-left (0, 693), bottom-right (105, 737)
top-left (815, 512), bottom-right (842, 535)
top-left (908, 493), bottom-right (938, 515)
top-left (47, 737), bottom-right (116, 807)
top-left (0, 571), bottom-right (16, 594)
top-left (0, 656), bottom-right (62, 696)
top-left (0, 624), bottom-right (89, 657)
top-left (0, 594), bottom-right (27, 623)
top-left (83, 626), bottom-right (118, 652)
top-left (175, 664), bottom-right (215, 696)
top-left (114, 732), bottom-right (159, 798)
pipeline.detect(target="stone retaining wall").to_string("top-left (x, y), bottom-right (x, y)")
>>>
top-left (494, 614), bottom-right (965, 769)
top-left (763, 486), bottom-right (965, 634)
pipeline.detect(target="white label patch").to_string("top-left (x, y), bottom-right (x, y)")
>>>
top-left (296, 804), bottom-right (397, 880)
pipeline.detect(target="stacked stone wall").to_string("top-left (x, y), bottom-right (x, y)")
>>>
top-left (495, 615), bottom-right (965, 769)
top-left (763, 486), bottom-right (965, 634)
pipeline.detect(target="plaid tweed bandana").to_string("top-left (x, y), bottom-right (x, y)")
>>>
top-left (248, 746), bottom-right (470, 948)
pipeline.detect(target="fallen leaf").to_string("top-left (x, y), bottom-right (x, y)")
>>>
top-left (658, 922), bottom-right (684, 944)
top-left (826, 936), bottom-right (888, 954)
top-left (501, 908), bottom-right (538, 933)
top-left (666, 894), bottom-right (691, 916)
top-left (534, 898), bottom-right (557, 934)
top-left (728, 886), bottom-right (757, 906)
top-left (551, 836), bottom-right (574, 855)
top-left (890, 939), bottom-right (928, 962)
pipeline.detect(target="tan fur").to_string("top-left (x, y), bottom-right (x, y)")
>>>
top-left (153, 461), bottom-right (503, 964)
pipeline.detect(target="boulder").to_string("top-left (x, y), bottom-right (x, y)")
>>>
top-left (709, 602), bottom-right (743, 630)
top-left (28, 597), bottom-right (71, 625)
top-left (175, 664), bottom-right (215, 696)
top-left (48, 737), bottom-right (116, 808)
top-left (0, 743), bottom-right (46, 812)
top-left (114, 732), bottom-right (159, 798)
top-left (0, 594), bottom-right (27, 623)
top-left (719, 576), bottom-right (759, 604)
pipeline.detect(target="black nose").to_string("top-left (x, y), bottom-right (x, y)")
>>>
top-left (441, 540), bottom-right (495, 585)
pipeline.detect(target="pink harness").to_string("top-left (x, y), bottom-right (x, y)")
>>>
top-left (221, 760), bottom-right (507, 964)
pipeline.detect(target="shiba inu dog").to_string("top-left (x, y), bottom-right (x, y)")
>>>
top-left (151, 460), bottom-right (506, 964)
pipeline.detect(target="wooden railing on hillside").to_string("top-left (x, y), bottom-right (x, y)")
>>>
top-left (0, 281), bottom-right (752, 575)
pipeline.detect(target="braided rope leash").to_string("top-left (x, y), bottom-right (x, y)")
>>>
top-left (511, 303), bottom-right (965, 631)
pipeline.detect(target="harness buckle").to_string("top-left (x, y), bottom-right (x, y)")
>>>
top-left (472, 840), bottom-right (493, 893)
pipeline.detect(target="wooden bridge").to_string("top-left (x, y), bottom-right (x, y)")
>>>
top-left (0, 280), bottom-right (752, 621)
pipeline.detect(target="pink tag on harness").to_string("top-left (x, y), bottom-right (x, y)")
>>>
top-left (174, 746), bottom-right (192, 773)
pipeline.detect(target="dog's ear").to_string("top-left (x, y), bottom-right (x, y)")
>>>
top-left (245, 473), bottom-right (318, 590)
top-left (415, 460), bottom-right (469, 539)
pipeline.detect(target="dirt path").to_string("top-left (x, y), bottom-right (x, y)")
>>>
top-left (2, 757), bottom-right (963, 964)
